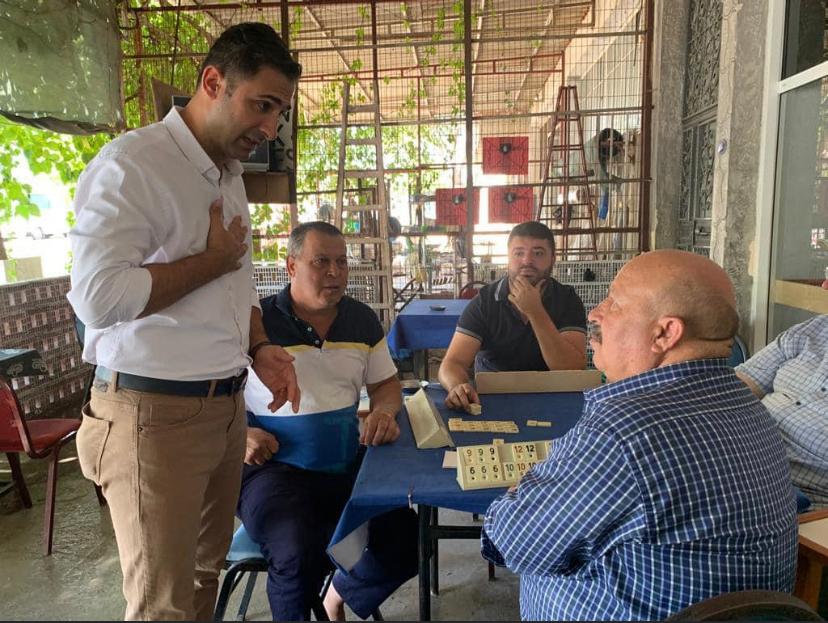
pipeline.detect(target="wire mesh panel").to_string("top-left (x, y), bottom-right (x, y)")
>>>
top-left (253, 263), bottom-right (384, 308)
top-left (122, 0), bottom-right (651, 300)
top-left (471, 259), bottom-right (626, 309)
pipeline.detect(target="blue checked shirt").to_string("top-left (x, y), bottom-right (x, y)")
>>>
top-left (482, 359), bottom-right (798, 621)
top-left (737, 315), bottom-right (828, 507)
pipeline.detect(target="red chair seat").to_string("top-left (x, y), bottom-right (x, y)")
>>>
top-left (1, 352), bottom-right (105, 556)
top-left (0, 418), bottom-right (79, 453)
top-left (26, 419), bottom-right (80, 452)
top-left (0, 429), bottom-right (21, 448)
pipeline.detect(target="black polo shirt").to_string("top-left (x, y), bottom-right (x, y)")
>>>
top-left (456, 277), bottom-right (586, 372)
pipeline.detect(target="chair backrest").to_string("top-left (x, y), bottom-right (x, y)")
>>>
top-left (458, 280), bottom-right (487, 300)
top-left (666, 590), bottom-right (823, 621)
top-left (728, 334), bottom-right (749, 367)
top-left (73, 314), bottom-right (96, 406)
top-left (73, 315), bottom-right (86, 350)
top-left (0, 379), bottom-right (33, 454)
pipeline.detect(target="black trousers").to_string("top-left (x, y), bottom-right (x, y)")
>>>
top-left (238, 458), bottom-right (418, 620)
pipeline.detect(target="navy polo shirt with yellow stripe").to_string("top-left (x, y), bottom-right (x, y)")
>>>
top-left (245, 285), bottom-right (397, 473)
top-left (456, 277), bottom-right (587, 372)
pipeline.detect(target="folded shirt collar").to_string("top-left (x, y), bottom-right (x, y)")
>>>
top-left (163, 106), bottom-right (244, 183)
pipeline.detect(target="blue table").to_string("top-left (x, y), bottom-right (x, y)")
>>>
top-left (386, 299), bottom-right (470, 359)
top-left (328, 385), bottom-right (585, 620)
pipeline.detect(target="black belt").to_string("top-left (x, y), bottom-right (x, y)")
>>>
top-left (95, 366), bottom-right (247, 398)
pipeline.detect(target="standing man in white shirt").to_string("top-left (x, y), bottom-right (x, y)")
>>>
top-left (68, 23), bottom-right (301, 621)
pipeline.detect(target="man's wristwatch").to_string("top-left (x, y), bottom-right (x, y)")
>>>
top-left (249, 340), bottom-right (273, 359)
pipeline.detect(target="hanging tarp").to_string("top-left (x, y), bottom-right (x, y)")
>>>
top-left (0, 0), bottom-right (122, 134)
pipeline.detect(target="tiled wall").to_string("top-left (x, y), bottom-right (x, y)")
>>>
top-left (0, 276), bottom-right (90, 417)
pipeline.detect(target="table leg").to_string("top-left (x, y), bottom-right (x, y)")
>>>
top-left (418, 504), bottom-right (432, 621)
top-left (430, 506), bottom-right (439, 596)
top-left (795, 552), bottom-right (824, 609)
top-left (2, 452), bottom-right (31, 507)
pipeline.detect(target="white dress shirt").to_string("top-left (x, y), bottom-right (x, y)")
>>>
top-left (68, 107), bottom-right (259, 381)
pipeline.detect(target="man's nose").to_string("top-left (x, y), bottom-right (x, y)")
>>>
top-left (588, 302), bottom-right (604, 321)
top-left (260, 116), bottom-right (279, 141)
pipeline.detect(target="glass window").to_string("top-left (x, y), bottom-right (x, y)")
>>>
top-left (768, 76), bottom-right (828, 338)
top-left (783, 0), bottom-right (828, 79)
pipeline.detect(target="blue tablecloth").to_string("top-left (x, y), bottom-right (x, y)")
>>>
top-left (386, 299), bottom-right (470, 359)
top-left (327, 385), bottom-right (585, 571)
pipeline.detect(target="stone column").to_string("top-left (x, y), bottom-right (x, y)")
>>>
top-left (709, 0), bottom-right (768, 343)
top-left (649, 0), bottom-right (690, 250)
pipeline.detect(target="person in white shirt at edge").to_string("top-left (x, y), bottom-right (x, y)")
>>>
top-left (68, 23), bottom-right (301, 621)
top-left (438, 221), bottom-right (588, 411)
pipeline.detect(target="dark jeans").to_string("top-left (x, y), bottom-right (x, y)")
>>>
top-left (238, 458), bottom-right (418, 620)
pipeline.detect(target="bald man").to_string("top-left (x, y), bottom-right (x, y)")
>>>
top-left (482, 250), bottom-right (798, 621)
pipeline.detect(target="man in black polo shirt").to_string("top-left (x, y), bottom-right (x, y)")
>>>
top-left (438, 221), bottom-right (587, 410)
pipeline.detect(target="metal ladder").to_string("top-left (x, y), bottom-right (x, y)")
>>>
top-left (536, 85), bottom-right (598, 259)
top-left (334, 80), bottom-right (395, 330)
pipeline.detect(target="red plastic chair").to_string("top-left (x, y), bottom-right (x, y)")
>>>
top-left (0, 378), bottom-right (105, 555)
top-left (458, 280), bottom-right (488, 299)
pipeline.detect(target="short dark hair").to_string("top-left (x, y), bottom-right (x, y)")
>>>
top-left (199, 23), bottom-right (302, 86)
top-left (288, 221), bottom-right (344, 257)
top-left (507, 221), bottom-right (556, 254)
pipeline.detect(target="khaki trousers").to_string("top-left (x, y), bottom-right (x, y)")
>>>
top-left (76, 375), bottom-right (246, 621)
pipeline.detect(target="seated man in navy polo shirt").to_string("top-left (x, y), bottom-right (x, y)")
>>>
top-left (239, 222), bottom-right (417, 621)
top-left (438, 221), bottom-right (587, 409)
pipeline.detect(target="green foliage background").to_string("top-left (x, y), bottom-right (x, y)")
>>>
top-left (0, 2), bottom-right (465, 261)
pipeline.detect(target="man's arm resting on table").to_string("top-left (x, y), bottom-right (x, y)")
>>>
top-left (438, 332), bottom-right (482, 409)
top-left (361, 375), bottom-right (403, 446)
top-left (483, 428), bottom-right (640, 576)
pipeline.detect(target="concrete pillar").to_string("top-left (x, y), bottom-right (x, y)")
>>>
top-left (649, 0), bottom-right (690, 250)
top-left (709, 0), bottom-right (768, 343)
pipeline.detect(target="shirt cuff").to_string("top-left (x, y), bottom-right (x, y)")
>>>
top-left (251, 286), bottom-right (262, 310)
top-left (480, 527), bottom-right (507, 567)
top-left (456, 326), bottom-right (483, 342)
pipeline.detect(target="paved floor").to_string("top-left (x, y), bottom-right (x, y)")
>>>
top-left (0, 443), bottom-right (521, 620)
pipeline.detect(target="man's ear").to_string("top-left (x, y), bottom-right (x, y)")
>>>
top-left (651, 316), bottom-right (685, 354)
top-left (200, 65), bottom-right (224, 100)
top-left (286, 254), bottom-right (296, 278)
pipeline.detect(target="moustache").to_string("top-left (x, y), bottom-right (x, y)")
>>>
top-left (245, 133), bottom-right (266, 146)
top-left (588, 320), bottom-right (602, 344)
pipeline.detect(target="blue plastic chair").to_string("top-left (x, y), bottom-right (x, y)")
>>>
top-left (213, 525), bottom-right (282, 621)
top-left (796, 488), bottom-right (813, 514)
top-left (728, 335), bottom-right (749, 367)
top-left (213, 525), bottom-right (383, 621)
